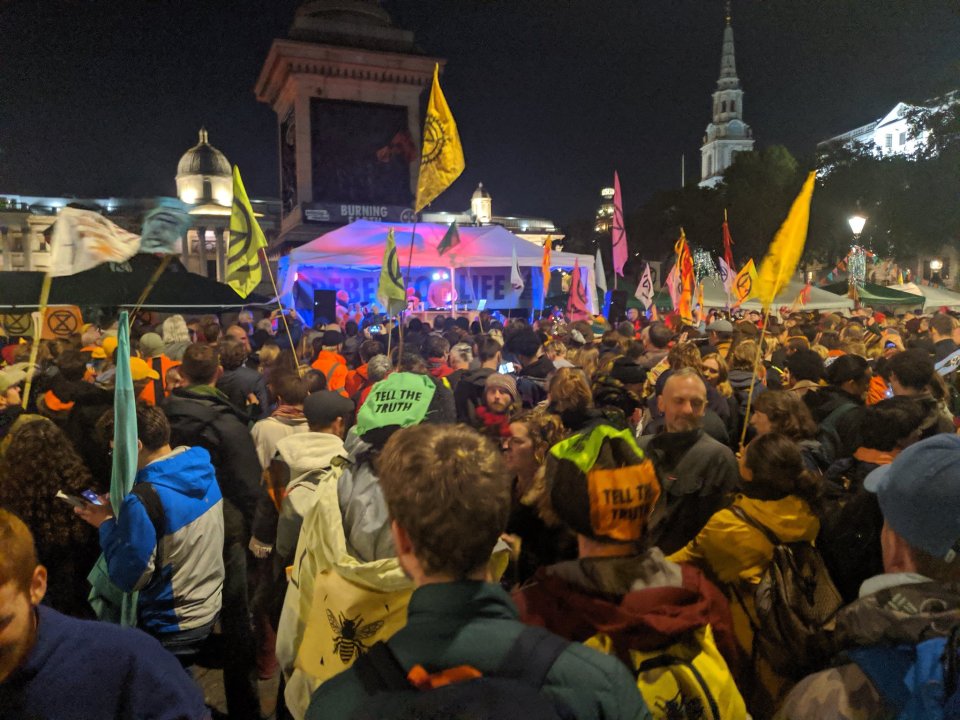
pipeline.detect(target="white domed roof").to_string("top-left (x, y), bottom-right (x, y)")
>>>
top-left (472, 182), bottom-right (491, 200)
top-left (177, 129), bottom-right (231, 178)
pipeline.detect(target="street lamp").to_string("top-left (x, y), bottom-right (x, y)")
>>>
top-left (930, 259), bottom-right (943, 272)
top-left (848, 215), bottom-right (866, 237)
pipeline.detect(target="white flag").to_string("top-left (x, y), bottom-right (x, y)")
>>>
top-left (636, 263), bottom-right (655, 310)
top-left (718, 257), bottom-right (735, 295)
top-left (510, 246), bottom-right (525, 293)
top-left (595, 248), bottom-right (607, 294)
top-left (49, 207), bottom-right (141, 277)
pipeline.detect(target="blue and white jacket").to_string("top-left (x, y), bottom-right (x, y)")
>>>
top-left (99, 446), bottom-right (225, 635)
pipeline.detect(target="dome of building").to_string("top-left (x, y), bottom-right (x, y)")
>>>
top-left (176, 129), bottom-right (231, 178)
top-left (294, 0), bottom-right (392, 27)
top-left (472, 182), bottom-right (491, 200)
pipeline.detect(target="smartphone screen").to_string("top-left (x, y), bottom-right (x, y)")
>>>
top-left (498, 362), bottom-right (516, 374)
top-left (81, 489), bottom-right (104, 505)
top-left (56, 490), bottom-right (87, 508)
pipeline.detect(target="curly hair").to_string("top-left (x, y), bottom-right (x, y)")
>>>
top-left (0, 419), bottom-right (93, 553)
top-left (511, 409), bottom-right (568, 527)
top-left (753, 390), bottom-right (817, 440)
top-left (668, 342), bottom-right (703, 373)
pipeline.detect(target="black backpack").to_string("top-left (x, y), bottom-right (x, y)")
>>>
top-left (350, 626), bottom-right (575, 720)
top-left (816, 460), bottom-right (885, 604)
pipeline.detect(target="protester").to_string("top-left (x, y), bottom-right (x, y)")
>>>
top-left (454, 335), bottom-right (501, 421)
top-left (446, 341), bottom-right (472, 390)
top-left (804, 353), bottom-right (871, 463)
top-left (162, 343), bottom-right (262, 719)
top-left (310, 329), bottom-right (348, 395)
top-left (344, 339), bottom-right (384, 400)
top-left (929, 312), bottom-right (959, 361)
top-left (77, 404), bottom-right (224, 666)
top-left (885, 347), bottom-right (955, 435)
top-left (161, 314), bottom-right (193, 361)
top-left (218, 338), bottom-right (269, 420)
top-left (0, 509), bottom-right (209, 719)
top-left (251, 373), bottom-right (310, 469)
top-left (138, 332), bottom-right (178, 405)
top-left (472, 372), bottom-right (519, 439)
top-left (750, 390), bottom-right (829, 473)
top-left (668, 433), bottom-right (822, 714)
top-left (0, 417), bottom-right (101, 618)
top-left (305, 423), bottom-right (648, 719)
top-left (639, 368), bottom-right (740, 554)
top-left (782, 347), bottom-right (824, 396)
top-left (516, 420), bottom-right (746, 715)
top-left (501, 408), bottom-right (574, 586)
top-left (504, 326), bottom-right (555, 407)
top-left (777, 434), bottom-right (960, 719)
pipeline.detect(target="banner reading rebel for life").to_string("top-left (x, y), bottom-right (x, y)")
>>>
top-left (298, 266), bottom-right (541, 310)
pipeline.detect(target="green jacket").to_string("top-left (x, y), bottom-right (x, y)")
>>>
top-left (306, 581), bottom-right (650, 720)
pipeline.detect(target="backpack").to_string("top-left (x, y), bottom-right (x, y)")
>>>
top-left (816, 402), bottom-right (857, 464)
top-left (586, 624), bottom-right (747, 720)
top-left (130, 482), bottom-right (166, 587)
top-left (816, 460), bottom-right (885, 603)
top-left (350, 626), bottom-right (575, 720)
top-left (849, 624), bottom-right (960, 720)
top-left (729, 505), bottom-right (843, 679)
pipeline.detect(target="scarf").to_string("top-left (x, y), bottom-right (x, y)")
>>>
top-left (272, 403), bottom-right (305, 421)
top-left (475, 405), bottom-right (512, 438)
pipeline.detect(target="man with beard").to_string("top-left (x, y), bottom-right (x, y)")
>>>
top-left (473, 372), bottom-right (519, 440)
top-left (639, 367), bottom-right (740, 555)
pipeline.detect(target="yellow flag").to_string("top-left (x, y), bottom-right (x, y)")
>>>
top-left (755, 171), bottom-right (817, 311)
top-left (733, 259), bottom-right (759, 305)
top-left (227, 166), bottom-right (267, 298)
top-left (377, 228), bottom-right (407, 316)
top-left (414, 64), bottom-right (465, 213)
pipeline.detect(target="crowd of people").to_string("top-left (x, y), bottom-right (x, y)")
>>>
top-left (3, 300), bottom-right (960, 719)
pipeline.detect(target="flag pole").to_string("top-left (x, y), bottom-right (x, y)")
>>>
top-left (21, 272), bottom-right (51, 409)
top-left (396, 218), bottom-right (418, 369)
top-left (259, 247), bottom-right (301, 374)
top-left (129, 255), bottom-right (173, 324)
top-left (738, 308), bottom-right (771, 452)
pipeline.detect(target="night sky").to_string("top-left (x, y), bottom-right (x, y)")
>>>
top-left (1, 0), bottom-right (957, 226)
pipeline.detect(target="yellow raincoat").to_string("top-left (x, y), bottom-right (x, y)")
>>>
top-left (667, 493), bottom-right (820, 714)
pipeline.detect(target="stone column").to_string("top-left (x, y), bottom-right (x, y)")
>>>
top-left (1, 228), bottom-right (11, 271)
top-left (21, 224), bottom-right (32, 271)
top-left (197, 225), bottom-right (208, 277)
top-left (181, 226), bottom-right (192, 270)
top-left (214, 227), bottom-right (226, 282)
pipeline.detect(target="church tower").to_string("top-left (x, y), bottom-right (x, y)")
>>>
top-left (699, 3), bottom-right (754, 188)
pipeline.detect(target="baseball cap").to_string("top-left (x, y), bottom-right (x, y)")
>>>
top-left (128, 357), bottom-right (160, 381)
top-left (354, 372), bottom-right (436, 438)
top-left (707, 319), bottom-right (734, 333)
top-left (547, 424), bottom-right (661, 544)
top-left (485, 373), bottom-right (519, 405)
top-left (304, 391), bottom-right (355, 428)
top-left (139, 332), bottom-right (165, 358)
top-left (864, 434), bottom-right (960, 561)
top-left (91, 335), bottom-right (119, 360)
top-left (0, 369), bottom-right (26, 394)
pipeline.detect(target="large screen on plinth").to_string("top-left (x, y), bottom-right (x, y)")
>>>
top-left (310, 98), bottom-right (414, 207)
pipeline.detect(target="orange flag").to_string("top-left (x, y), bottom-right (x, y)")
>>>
top-left (541, 237), bottom-right (552, 298)
top-left (675, 229), bottom-right (695, 325)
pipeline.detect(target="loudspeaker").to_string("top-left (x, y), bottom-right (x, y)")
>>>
top-left (607, 289), bottom-right (629, 323)
top-left (313, 289), bottom-right (337, 327)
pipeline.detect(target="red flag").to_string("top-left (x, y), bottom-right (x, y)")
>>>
top-left (722, 209), bottom-right (735, 271)
top-left (675, 229), bottom-right (695, 325)
top-left (612, 171), bottom-right (628, 277)
top-left (567, 258), bottom-right (590, 318)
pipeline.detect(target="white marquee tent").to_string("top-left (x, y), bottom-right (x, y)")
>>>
top-left (889, 282), bottom-right (960, 310)
top-left (693, 277), bottom-right (854, 312)
top-left (280, 220), bottom-right (600, 311)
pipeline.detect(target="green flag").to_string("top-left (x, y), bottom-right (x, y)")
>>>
top-left (377, 228), bottom-right (406, 316)
top-left (437, 221), bottom-right (460, 256)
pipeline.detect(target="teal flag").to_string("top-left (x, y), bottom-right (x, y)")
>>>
top-left (140, 200), bottom-right (190, 255)
top-left (87, 311), bottom-right (140, 626)
top-left (437, 221), bottom-right (460, 256)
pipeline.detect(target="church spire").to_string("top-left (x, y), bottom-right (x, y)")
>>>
top-left (717, 10), bottom-right (739, 91)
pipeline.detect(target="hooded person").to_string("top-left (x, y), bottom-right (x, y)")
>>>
top-left (36, 350), bottom-right (91, 425)
top-left (275, 369), bottom-right (448, 718)
top-left (454, 336), bottom-right (502, 422)
top-left (515, 420), bottom-right (746, 718)
top-left (310, 329), bottom-right (348, 396)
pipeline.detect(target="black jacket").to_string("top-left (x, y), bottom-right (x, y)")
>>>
top-left (162, 387), bottom-right (263, 541)
top-left (454, 367), bottom-right (495, 422)
top-left (217, 366), bottom-right (269, 421)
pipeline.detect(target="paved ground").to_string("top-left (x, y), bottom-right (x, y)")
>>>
top-left (196, 668), bottom-right (280, 720)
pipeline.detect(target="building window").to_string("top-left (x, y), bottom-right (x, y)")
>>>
top-left (885, 134), bottom-right (893, 151)
top-left (899, 131), bottom-right (906, 146)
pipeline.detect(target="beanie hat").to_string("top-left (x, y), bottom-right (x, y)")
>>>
top-left (484, 373), bottom-right (519, 405)
top-left (546, 423), bottom-right (660, 544)
top-left (304, 391), bottom-right (355, 428)
top-left (321, 329), bottom-right (343, 347)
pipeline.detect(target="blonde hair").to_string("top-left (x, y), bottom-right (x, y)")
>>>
top-left (161, 314), bottom-right (190, 344)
